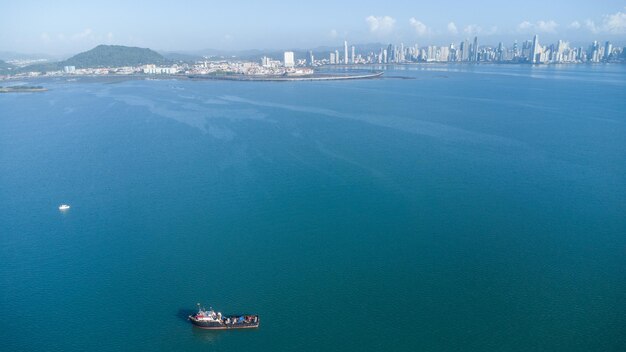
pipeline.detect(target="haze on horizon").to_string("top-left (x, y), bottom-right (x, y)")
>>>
top-left (1, 0), bottom-right (625, 56)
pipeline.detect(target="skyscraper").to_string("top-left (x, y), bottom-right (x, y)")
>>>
top-left (472, 36), bottom-right (479, 62)
top-left (283, 51), bottom-right (295, 68)
top-left (458, 40), bottom-right (467, 61)
top-left (530, 35), bottom-right (539, 63)
top-left (351, 46), bottom-right (355, 64)
top-left (463, 39), bottom-right (470, 61)
top-left (604, 41), bottom-right (612, 61)
top-left (344, 41), bottom-right (349, 64)
top-left (497, 42), bottom-right (504, 62)
top-left (308, 50), bottom-right (314, 67)
top-left (449, 43), bottom-right (456, 62)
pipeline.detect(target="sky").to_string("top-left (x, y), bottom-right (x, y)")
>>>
top-left (1, 0), bottom-right (625, 56)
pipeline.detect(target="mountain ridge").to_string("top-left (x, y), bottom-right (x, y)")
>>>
top-left (16, 45), bottom-right (168, 72)
top-left (64, 45), bottom-right (167, 68)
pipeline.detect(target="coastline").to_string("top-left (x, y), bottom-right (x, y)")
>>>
top-left (0, 71), bottom-right (384, 84)
top-left (0, 86), bottom-right (48, 93)
top-left (187, 71), bottom-right (383, 81)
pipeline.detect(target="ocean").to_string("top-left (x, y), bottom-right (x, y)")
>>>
top-left (1, 64), bottom-right (625, 351)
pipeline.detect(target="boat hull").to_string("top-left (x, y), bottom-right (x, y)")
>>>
top-left (189, 315), bottom-right (259, 330)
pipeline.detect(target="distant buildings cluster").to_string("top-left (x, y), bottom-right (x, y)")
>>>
top-left (13, 65), bottom-right (145, 78)
top-left (143, 64), bottom-right (177, 74)
top-left (312, 36), bottom-right (625, 65)
top-left (194, 58), bottom-right (313, 76)
top-left (1, 60), bottom-right (312, 80)
top-left (1, 34), bottom-right (624, 81)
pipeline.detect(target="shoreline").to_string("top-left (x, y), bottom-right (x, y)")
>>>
top-left (0, 71), bottom-right (384, 84)
top-left (0, 86), bottom-right (48, 93)
top-left (187, 71), bottom-right (383, 81)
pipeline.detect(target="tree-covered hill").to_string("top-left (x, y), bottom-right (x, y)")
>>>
top-left (63, 45), bottom-right (167, 68)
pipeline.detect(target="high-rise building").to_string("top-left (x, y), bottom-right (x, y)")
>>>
top-left (463, 39), bottom-right (470, 61)
top-left (426, 46), bottom-right (436, 61)
top-left (497, 42), bottom-right (504, 62)
top-left (329, 52), bottom-right (336, 64)
top-left (449, 43), bottom-right (456, 62)
top-left (335, 49), bottom-right (340, 64)
top-left (589, 41), bottom-right (600, 62)
top-left (283, 51), bottom-right (295, 68)
top-left (351, 46), bottom-right (355, 64)
top-left (472, 36), bottom-right (479, 62)
top-left (412, 44), bottom-right (419, 61)
top-left (604, 41), bottom-right (612, 61)
top-left (344, 41), bottom-right (349, 64)
top-left (458, 40), bottom-right (467, 61)
top-left (554, 40), bottom-right (567, 63)
top-left (308, 50), bottom-right (314, 66)
top-left (530, 35), bottom-right (539, 63)
top-left (439, 46), bottom-right (450, 62)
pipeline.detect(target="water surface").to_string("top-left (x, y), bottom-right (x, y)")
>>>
top-left (1, 64), bottom-right (625, 351)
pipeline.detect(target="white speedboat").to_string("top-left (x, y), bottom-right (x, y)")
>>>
top-left (59, 204), bottom-right (70, 210)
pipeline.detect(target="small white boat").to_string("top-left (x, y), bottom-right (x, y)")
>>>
top-left (59, 204), bottom-right (70, 211)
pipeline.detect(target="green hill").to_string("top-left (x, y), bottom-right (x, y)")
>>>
top-left (63, 45), bottom-right (167, 68)
top-left (17, 45), bottom-right (169, 73)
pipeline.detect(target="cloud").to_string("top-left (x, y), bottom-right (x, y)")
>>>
top-left (585, 19), bottom-right (599, 33)
top-left (536, 20), bottom-right (558, 33)
top-left (568, 21), bottom-right (581, 29)
top-left (519, 10), bottom-right (625, 35)
top-left (447, 22), bottom-right (458, 35)
top-left (409, 18), bottom-right (430, 36)
top-left (517, 20), bottom-right (558, 33)
top-left (464, 24), bottom-right (482, 36)
top-left (365, 15), bottom-right (395, 34)
top-left (518, 21), bottom-right (532, 31)
top-left (72, 28), bottom-right (93, 40)
top-left (603, 9), bottom-right (626, 34)
top-left (570, 9), bottom-right (626, 34)
top-left (329, 29), bottom-right (338, 38)
top-left (462, 24), bottom-right (497, 36)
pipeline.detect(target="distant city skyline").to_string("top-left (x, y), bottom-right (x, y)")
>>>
top-left (314, 35), bottom-right (622, 65)
top-left (1, 1), bottom-right (625, 55)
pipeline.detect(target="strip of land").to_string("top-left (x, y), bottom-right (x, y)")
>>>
top-left (0, 86), bottom-right (47, 93)
top-left (188, 71), bottom-right (383, 81)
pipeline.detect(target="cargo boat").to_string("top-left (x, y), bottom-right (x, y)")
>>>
top-left (188, 304), bottom-right (259, 330)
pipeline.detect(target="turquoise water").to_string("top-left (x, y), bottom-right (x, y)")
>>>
top-left (1, 65), bottom-right (625, 351)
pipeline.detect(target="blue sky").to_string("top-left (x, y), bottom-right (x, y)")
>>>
top-left (1, 0), bottom-right (625, 55)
